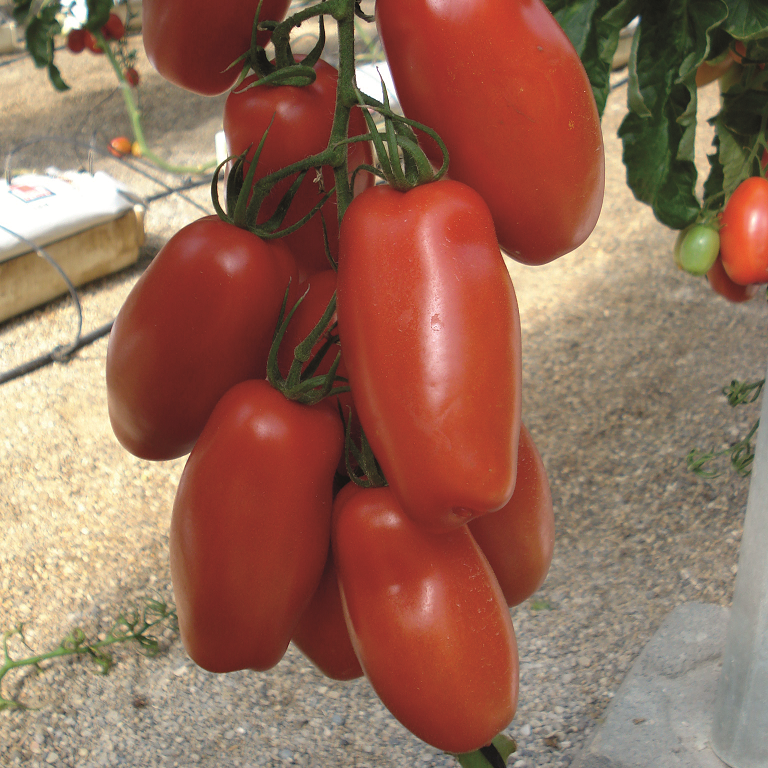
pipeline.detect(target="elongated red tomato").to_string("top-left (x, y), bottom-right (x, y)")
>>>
top-left (706, 254), bottom-right (759, 303)
top-left (332, 486), bottom-right (519, 753)
top-left (376, 0), bottom-right (605, 265)
top-left (469, 424), bottom-right (555, 607)
top-left (224, 60), bottom-right (373, 280)
top-left (292, 539), bottom-right (363, 681)
top-left (170, 380), bottom-right (344, 673)
top-left (337, 181), bottom-right (522, 531)
top-left (106, 216), bottom-right (298, 461)
top-left (142, 0), bottom-right (291, 95)
top-left (719, 176), bottom-right (768, 286)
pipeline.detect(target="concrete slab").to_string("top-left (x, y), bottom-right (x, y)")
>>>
top-left (571, 602), bottom-right (732, 768)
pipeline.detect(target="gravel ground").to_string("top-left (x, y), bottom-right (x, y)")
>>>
top-left (2, 28), bottom-right (768, 768)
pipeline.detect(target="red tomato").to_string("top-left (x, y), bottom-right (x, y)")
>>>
top-left (706, 254), bottom-right (759, 303)
top-left (84, 30), bottom-right (104, 54)
top-left (102, 13), bottom-right (125, 40)
top-left (292, 541), bottom-right (363, 681)
top-left (66, 29), bottom-right (86, 54)
top-left (106, 216), bottom-right (298, 461)
top-left (468, 424), bottom-right (555, 607)
top-left (142, 0), bottom-right (291, 95)
top-left (124, 67), bottom-right (140, 87)
top-left (376, 0), bottom-right (605, 265)
top-left (332, 485), bottom-right (519, 753)
top-left (108, 136), bottom-right (132, 157)
top-left (171, 379), bottom-right (344, 673)
top-left (719, 177), bottom-right (768, 286)
top-left (336, 181), bottom-right (522, 531)
top-left (223, 60), bottom-right (373, 281)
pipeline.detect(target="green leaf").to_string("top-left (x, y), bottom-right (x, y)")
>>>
top-left (48, 62), bottom-right (70, 92)
top-left (720, 0), bottom-right (768, 39)
top-left (25, 10), bottom-right (59, 69)
top-left (85, 0), bottom-right (114, 31)
top-left (702, 134), bottom-right (725, 209)
top-left (712, 117), bottom-right (754, 197)
top-left (617, 2), bottom-right (729, 229)
top-left (544, 0), bottom-right (603, 57)
top-left (12, 0), bottom-right (34, 24)
top-left (544, 0), bottom-right (642, 116)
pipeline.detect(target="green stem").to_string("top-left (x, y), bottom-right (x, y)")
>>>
top-left (0, 599), bottom-right (176, 711)
top-left (329, 0), bottom-right (364, 226)
top-left (96, 32), bottom-right (217, 176)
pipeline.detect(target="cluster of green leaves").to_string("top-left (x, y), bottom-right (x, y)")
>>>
top-left (544, 0), bottom-right (768, 229)
top-left (12, 0), bottom-right (114, 90)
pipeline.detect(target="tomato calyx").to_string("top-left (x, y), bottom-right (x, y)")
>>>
top-left (353, 85), bottom-right (449, 191)
top-left (231, 1), bottom-right (327, 88)
top-left (454, 733), bottom-right (517, 768)
top-left (344, 416), bottom-right (386, 489)
top-left (266, 287), bottom-right (349, 405)
top-left (212, 130), bottom-right (335, 246)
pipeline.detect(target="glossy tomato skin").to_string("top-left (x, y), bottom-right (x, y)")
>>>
top-left (337, 181), bottom-right (522, 531)
top-left (468, 424), bottom-right (555, 607)
top-left (171, 380), bottom-right (345, 673)
top-left (707, 254), bottom-right (759, 303)
top-left (292, 537), bottom-right (363, 681)
top-left (719, 177), bottom-right (768, 286)
top-left (142, 0), bottom-right (291, 95)
top-left (332, 485), bottom-right (519, 753)
top-left (223, 60), bottom-right (373, 280)
top-left (376, 0), bottom-right (604, 265)
top-left (106, 216), bottom-right (298, 461)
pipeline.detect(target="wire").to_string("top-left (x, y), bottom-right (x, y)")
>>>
top-left (0, 222), bottom-right (84, 359)
top-left (1, 134), bottom-right (217, 386)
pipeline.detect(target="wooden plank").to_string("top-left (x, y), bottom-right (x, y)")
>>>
top-left (0, 206), bottom-right (144, 324)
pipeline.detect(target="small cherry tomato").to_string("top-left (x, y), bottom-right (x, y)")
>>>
top-left (673, 223), bottom-right (720, 276)
top-left (108, 136), bottom-right (133, 157)
top-left (124, 67), bottom-right (140, 87)
top-left (130, 141), bottom-right (142, 157)
top-left (66, 29), bottom-right (86, 54)
top-left (719, 176), bottom-right (768, 286)
top-left (102, 13), bottom-right (126, 40)
top-left (84, 30), bottom-right (104, 54)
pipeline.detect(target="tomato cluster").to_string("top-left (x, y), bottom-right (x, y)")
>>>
top-left (104, 0), bottom-right (591, 758)
top-left (674, 176), bottom-right (768, 302)
top-left (66, 13), bottom-right (125, 56)
top-left (681, 44), bottom-right (768, 303)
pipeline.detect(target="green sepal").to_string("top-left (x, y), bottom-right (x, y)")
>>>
top-left (266, 287), bottom-right (349, 405)
top-left (455, 734), bottom-right (517, 768)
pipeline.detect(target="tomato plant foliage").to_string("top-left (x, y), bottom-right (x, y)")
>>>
top-left (544, 0), bottom-right (768, 229)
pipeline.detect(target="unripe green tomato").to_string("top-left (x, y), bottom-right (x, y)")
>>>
top-left (674, 223), bottom-right (720, 276)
